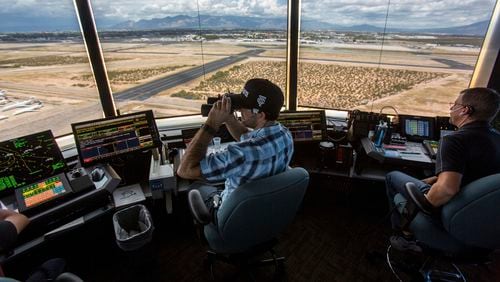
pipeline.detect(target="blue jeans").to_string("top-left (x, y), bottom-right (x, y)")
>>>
top-left (385, 171), bottom-right (431, 230)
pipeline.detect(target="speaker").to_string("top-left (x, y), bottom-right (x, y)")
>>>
top-left (66, 168), bottom-right (95, 193)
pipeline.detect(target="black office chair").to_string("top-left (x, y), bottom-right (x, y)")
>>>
top-left (388, 173), bottom-right (500, 281)
top-left (188, 167), bottom-right (309, 279)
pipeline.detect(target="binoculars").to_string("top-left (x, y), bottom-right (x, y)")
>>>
top-left (201, 93), bottom-right (245, 117)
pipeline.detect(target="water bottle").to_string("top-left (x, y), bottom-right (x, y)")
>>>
top-left (374, 121), bottom-right (388, 148)
top-left (211, 137), bottom-right (221, 154)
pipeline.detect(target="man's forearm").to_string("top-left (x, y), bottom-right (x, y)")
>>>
top-left (424, 171), bottom-right (462, 207)
top-left (425, 183), bottom-right (457, 207)
top-left (177, 124), bottom-right (215, 179)
top-left (1, 210), bottom-right (29, 233)
top-left (422, 176), bottom-right (438, 185)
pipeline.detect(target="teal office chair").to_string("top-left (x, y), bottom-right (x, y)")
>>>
top-left (388, 173), bottom-right (500, 281)
top-left (188, 167), bottom-right (309, 278)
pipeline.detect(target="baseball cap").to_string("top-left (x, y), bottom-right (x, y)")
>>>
top-left (236, 78), bottom-right (284, 119)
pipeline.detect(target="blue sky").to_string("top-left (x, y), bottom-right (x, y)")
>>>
top-left (0, 0), bottom-right (496, 32)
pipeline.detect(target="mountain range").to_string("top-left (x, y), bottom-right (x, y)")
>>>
top-left (111, 15), bottom-right (489, 36)
top-left (0, 14), bottom-right (488, 36)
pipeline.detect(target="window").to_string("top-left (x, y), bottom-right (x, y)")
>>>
top-left (299, 0), bottom-right (497, 116)
top-left (0, 1), bottom-right (102, 140)
top-left (91, 0), bottom-right (288, 118)
top-left (2, 0), bottom-right (497, 143)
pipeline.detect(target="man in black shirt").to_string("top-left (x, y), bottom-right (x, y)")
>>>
top-left (386, 87), bottom-right (500, 251)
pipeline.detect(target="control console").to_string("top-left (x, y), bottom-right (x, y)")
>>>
top-left (66, 167), bottom-right (95, 194)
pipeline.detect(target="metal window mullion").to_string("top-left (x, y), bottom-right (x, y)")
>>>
top-left (73, 0), bottom-right (117, 117)
top-left (286, 0), bottom-right (300, 111)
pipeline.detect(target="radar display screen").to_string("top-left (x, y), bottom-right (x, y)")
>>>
top-left (0, 130), bottom-right (67, 197)
top-left (71, 110), bottom-right (161, 167)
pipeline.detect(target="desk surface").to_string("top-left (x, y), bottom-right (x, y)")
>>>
top-left (361, 138), bottom-right (433, 166)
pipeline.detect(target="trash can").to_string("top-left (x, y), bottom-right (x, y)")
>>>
top-left (113, 204), bottom-right (154, 251)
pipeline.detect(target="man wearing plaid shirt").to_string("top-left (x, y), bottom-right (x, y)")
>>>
top-left (177, 78), bottom-right (293, 219)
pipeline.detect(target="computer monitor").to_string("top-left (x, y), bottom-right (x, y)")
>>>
top-left (72, 110), bottom-right (161, 167)
top-left (277, 110), bottom-right (327, 142)
top-left (15, 173), bottom-right (72, 213)
top-left (0, 130), bottom-right (67, 197)
top-left (181, 127), bottom-right (200, 147)
top-left (399, 115), bottom-right (435, 141)
top-left (493, 112), bottom-right (500, 132)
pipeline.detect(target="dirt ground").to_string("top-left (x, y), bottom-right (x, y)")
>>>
top-left (0, 41), bottom-right (477, 139)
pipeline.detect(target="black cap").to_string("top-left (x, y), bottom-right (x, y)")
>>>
top-left (237, 78), bottom-right (284, 120)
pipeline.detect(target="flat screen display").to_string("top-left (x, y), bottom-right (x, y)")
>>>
top-left (15, 173), bottom-right (71, 212)
top-left (72, 110), bottom-right (161, 166)
top-left (277, 110), bottom-right (327, 142)
top-left (0, 130), bottom-right (66, 197)
top-left (400, 115), bottom-right (435, 141)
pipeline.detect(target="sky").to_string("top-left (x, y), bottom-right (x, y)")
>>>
top-left (0, 0), bottom-right (496, 32)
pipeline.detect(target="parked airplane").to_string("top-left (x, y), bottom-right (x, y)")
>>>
top-left (1, 97), bottom-right (41, 112)
top-left (13, 104), bottom-right (43, 115)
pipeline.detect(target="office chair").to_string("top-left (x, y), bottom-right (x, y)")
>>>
top-left (0, 273), bottom-right (83, 282)
top-left (188, 167), bottom-right (309, 279)
top-left (388, 173), bottom-right (500, 281)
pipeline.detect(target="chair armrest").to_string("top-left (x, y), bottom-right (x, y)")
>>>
top-left (55, 272), bottom-right (84, 282)
top-left (405, 182), bottom-right (437, 215)
top-left (187, 190), bottom-right (212, 225)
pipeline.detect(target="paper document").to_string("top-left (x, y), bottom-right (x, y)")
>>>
top-left (400, 152), bottom-right (432, 163)
top-left (113, 184), bottom-right (146, 208)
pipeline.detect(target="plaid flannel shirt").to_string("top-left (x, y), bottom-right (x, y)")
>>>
top-left (200, 123), bottom-right (294, 203)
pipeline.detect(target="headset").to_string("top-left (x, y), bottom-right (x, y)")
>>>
top-left (451, 105), bottom-right (474, 115)
top-left (465, 105), bottom-right (475, 114)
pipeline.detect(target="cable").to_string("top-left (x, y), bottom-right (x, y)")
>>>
top-left (370, 0), bottom-right (391, 113)
top-left (379, 105), bottom-right (400, 125)
top-left (196, 0), bottom-right (207, 81)
top-left (379, 105), bottom-right (399, 116)
top-left (386, 245), bottom-right (404, 282)
top-left (327, 135), bottom-right (346, 142)
top-left (326, 117), bottom-right (349, 142)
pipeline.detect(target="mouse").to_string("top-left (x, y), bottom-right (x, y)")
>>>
top-left (90, 167), bottom-right (105, 182)
top-left (71, 169), bottom-right (82, 178)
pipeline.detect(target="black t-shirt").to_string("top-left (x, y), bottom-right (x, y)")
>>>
top-left (436, 121), bottom-right (500, 186)
top-left (0, 220), bottom-right (18, 253)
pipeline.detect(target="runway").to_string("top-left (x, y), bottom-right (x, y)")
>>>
top-left (115, 49), bottom-right (263, 101)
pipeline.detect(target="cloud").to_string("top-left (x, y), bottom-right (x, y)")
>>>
top-left (90, 0), bottom-right (287, 20)
top-left (301, 0), bottom-right (496, 28)
top-left (0, 0), bottom-right (496, 31)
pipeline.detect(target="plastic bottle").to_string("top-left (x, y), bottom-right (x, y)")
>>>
top-left (374, 121), bottom-right (388, 147)
top-left (210, 137), bottom-right (221, 154)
